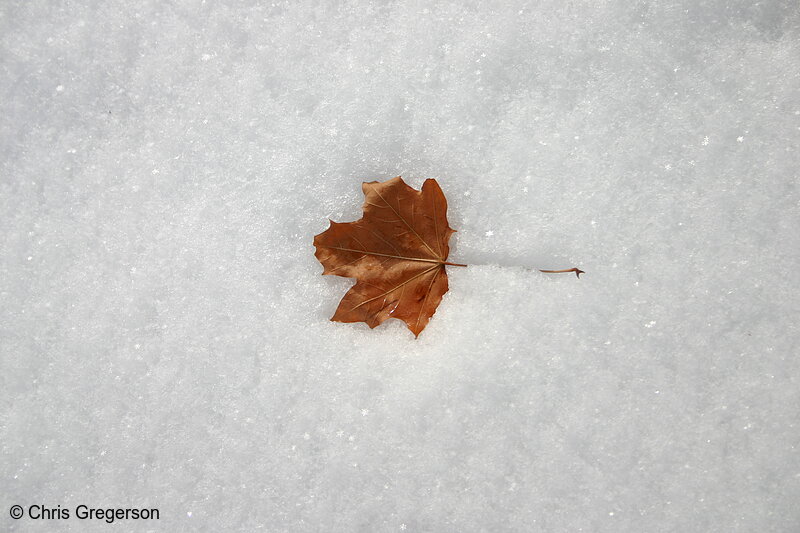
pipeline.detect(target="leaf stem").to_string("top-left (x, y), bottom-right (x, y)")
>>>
top-left (442, 263), bottom-right (584, 278)
top-left (539, 267), bottom-right (585, 278)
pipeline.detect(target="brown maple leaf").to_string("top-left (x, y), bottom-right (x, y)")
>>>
top-left (313, 176), bottom-right (465, 337)
top-left (314, 176), bottom-right (584, 337)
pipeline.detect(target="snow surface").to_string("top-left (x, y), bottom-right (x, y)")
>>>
top-left (2, 1), bottom-right (799, 531)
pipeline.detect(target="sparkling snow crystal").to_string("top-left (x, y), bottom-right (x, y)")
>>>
top-left (2, 1), bottom-right (799, 532)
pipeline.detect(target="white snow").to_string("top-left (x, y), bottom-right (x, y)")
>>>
top-left (2, 1), bottom-right (799, 532)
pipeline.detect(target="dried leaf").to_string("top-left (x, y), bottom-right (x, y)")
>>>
top-left (313, 176), bottom-right (462, 337)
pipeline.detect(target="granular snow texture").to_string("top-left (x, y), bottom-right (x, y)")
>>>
top-left (2, 1), bottom-right (799, 531)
